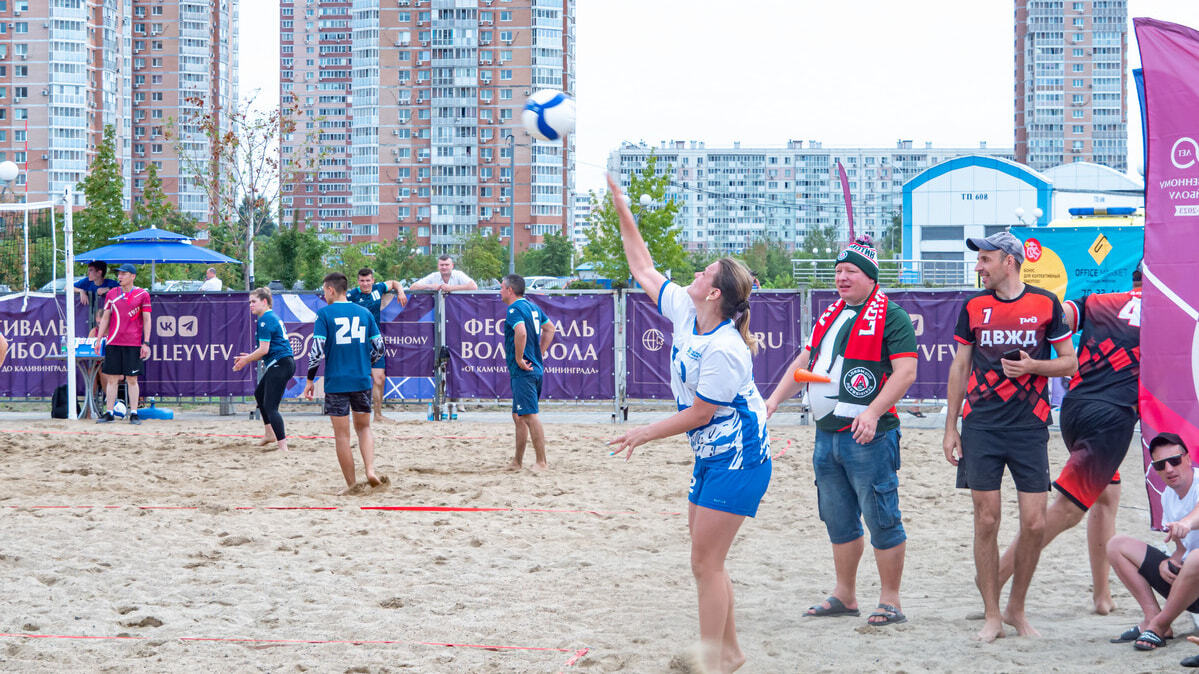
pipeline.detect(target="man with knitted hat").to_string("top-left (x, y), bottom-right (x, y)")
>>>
top-left (766, 236), bottom-right (918, 626)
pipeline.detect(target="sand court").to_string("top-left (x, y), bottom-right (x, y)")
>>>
top-left (0, 413), bottom-right (1193, 671)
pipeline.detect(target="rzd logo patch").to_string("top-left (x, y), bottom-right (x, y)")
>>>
top-left (843, 367), bottom-right (877, 399)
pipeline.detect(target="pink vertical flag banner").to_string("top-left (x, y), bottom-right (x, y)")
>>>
top-left (837, 160), bottom-right (856, 241)
top-left (1133, 17), bottom-right (1199, 528)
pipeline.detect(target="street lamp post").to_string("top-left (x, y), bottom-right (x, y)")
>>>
top-left (506, 133), bottom-right (516, 275)
top-left (1014, 206), bottom-right (1043, 227)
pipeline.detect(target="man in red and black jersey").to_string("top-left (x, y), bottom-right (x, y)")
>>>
top-left (943, 232), bottom-right (1077, 642)
top-left (998, 265), bottom-right (1141, 616)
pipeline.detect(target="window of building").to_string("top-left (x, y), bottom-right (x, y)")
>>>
top-left (1072, 63), bottom-right (1084, 72)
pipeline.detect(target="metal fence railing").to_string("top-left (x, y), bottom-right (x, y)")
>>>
top-left (792, 258), bottom-right (977, 287)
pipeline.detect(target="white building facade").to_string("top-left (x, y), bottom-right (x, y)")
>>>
top-left (608, 139), bottom-right (1011, 254)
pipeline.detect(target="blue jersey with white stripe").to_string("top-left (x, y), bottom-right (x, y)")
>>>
top-left (504, 297), bottom-right (551, 376)
top-left (346, 282), bottom-right (389, 323)
top-left (312, 302), bottom-right (379, 393)
top-left (255, 309), bottom-right (293, 368)
top-left (657, 282), bottom-right (770, 468)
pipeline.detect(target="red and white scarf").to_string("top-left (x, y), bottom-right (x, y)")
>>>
top-left (807, 284), bottom-right (889, 365)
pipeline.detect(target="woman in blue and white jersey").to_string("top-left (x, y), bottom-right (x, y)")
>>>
top-left (233, 288), bottom-right (296, 452)
top-left (607, 175), bottom-right (770, 674)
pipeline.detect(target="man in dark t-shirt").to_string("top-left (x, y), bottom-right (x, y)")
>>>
top-left (943, 232), bottom-right (1077, 642)
top-left (998, 266), bottom-right (1142, 615)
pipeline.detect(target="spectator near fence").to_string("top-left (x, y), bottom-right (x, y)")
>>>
top-left (199, 267), bottom-right (223, 291)
top-left (409, 255), bottom-right (477, 293)
top-left (74, 261), bottom-right (119, 336)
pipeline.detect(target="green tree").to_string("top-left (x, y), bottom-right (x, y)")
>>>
top-left (877, 211), bottom-right (903, 259)
top-left (239, 195), bottom-right (277, 239)
top-left (738, 237), bottom-right (797, 289)
top-left (582, 154), bottom-right (685, 287)
top-left (457, 231), bottom-right (506, 283)
top-left (374, 228), bottom-right (434, 282)
top-left (336, 241), bottom-right (377, 280)
top-left (517, 232), bottom-right (573, 277)
top-left (132, 163), bottom-right (173, 229)
top-left (74, 125), bottom-right (131, 255)
top-left (801, 225), bottom-right (841, 259)
top-left (257, 221), bottom-right (329, 289)
top-left (169, 95), bottom-right (321, 290)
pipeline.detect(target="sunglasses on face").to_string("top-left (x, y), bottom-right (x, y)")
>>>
top-left (1152, 454), bottom-right (1187, 471)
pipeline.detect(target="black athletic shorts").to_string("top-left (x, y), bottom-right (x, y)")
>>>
top-left (102, 345), bottom-right (144, 377)
top-left (1054, 398), bottom-right (1137, 510)
top-left (1139, 546), bottom-right (1199, 613)
top-left (323, 389), bottom-right (371, 417)
top-left (956, 425), bottom-right (1050, 493)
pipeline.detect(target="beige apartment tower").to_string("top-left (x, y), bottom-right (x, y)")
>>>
top-left (0, 0), bottom-right (236, 224)
top-left (1014, 0), bottom-right (1128, 172)
top-left (280, 0), bottom-right (576, 255)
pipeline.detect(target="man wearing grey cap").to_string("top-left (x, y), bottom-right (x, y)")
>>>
top-left (943, 231), bottom-right (1078, 642)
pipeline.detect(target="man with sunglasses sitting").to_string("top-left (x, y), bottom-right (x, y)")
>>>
top-left (1107, 432), bottom-right (1199, 653)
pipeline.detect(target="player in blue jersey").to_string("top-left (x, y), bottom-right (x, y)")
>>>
top-left (605, 174), bottom-right (770, 674)
top-left (347, 267), bottom-right (407, 423)
top-left (303, 272), bottom-right (387, 493)
top-left (500, 274), bottom-right (556, 472)
top-left (233, 288), bottom-right (296, 452)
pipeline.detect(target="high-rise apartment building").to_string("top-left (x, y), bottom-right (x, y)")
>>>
top-left (0, 0), bottom-right (236, 221)
top-left (130, 0), bottom-right (238, 225)
top-left (608, 139), bottom-right (1011, 254)
top-left (280, 0), bottom-right (575, 255)
top-left (1014, 0), bottom-right (1128, 172)
top-left (0, 0), bottom-right (131, 207)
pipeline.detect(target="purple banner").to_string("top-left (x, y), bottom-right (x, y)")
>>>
top-left (139, 293), bottom-right (255, 396)
top-left (281, 293), bottom-right (436, 399)
top-left (445, 293), bottom-right (615, 399)
top-left (0, 295), bottom-right (85, 396)
top-left (1134, 18), bottom-right (1199, 528)
top-left (626, 291), bottom-right (807, 400)
top-left (0, 293), bottom-right (254, 397)
top-left (812, 289), bottom-right (975, 399)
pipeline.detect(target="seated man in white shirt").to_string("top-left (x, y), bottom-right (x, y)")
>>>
top-left (409, 255), bottom-right (477, 293)
top-left (1107, 432), bottom-right (1199, 653)
top-left (199, 267), bottom-right (223, 291)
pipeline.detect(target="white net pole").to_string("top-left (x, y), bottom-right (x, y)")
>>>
top-left (50, 206), bottom-right (57, 294)
top-left (21, 207), bottom-right (29, 310)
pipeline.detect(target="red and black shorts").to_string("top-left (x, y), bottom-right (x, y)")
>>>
top-left (1053, 397), bottom-right (1137, 511)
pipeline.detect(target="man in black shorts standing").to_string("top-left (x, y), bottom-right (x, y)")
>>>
top-left (997, 264), bottom-right (1141, 615)
top-left (95, 264), bottom-right (153, 425)
top-left (943, 232), bottom-right (1077, 642)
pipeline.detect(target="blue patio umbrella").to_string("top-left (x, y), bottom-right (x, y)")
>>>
top-left (75, 226), bottom-right (241, 286)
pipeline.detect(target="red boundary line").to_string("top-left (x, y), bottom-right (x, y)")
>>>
top-left (560, 646), bottom-right (590, 671)
top-left (0, 632), bottom-right (582, 657)
top-left (0, 428), bottom-right (487, 441)
top-left (6, 504), bottom-right (684, 515)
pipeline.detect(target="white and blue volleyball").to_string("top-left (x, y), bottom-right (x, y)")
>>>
top-left (521, 89), bottom-right (575, 141)
top-left (113, 400), bottom-right (127, 418)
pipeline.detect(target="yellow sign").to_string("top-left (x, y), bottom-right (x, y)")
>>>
top-left (1021, 244), bottom-right (1070, 300)
top-left (1088, 234), bottom-right (1112, 265)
